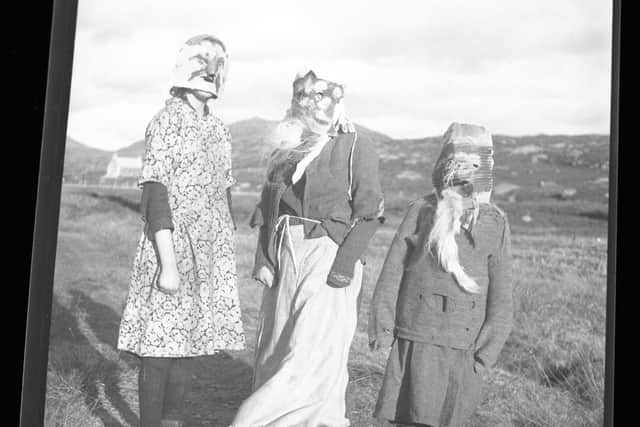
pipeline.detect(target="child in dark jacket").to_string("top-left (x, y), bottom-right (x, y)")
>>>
top-left (369, 122), bottom-right (513, 427)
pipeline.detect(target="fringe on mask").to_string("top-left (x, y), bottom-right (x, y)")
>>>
top-left (331, 100), bottom-right (356, 134)
top-left (263, 100), bottom-right (353, 179)
top-left (427, 188), bottom-right (482, 293)
top-left (263, 115), bottom-right (330, 180)
top-left (265, 116), bottom-right (307, 151)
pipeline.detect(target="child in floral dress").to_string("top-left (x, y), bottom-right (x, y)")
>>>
top-left (117, 35), bottom-right (245, 427)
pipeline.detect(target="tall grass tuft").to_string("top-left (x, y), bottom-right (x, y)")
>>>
top-left (44, 345), bottom-right (106, 427)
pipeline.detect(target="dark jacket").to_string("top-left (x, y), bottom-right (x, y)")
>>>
top-left (369, 194), bottom-right (513, 369)
top-left (250, 131), bottom-right (384, 284)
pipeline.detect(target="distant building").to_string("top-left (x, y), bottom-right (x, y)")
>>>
top-left (101, 153), bottom-right (142, 186)
top-left (104, 153), bottom-right (142, 179)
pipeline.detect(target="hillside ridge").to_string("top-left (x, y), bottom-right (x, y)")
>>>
top-left (64, 118), bottom-right (610, 207)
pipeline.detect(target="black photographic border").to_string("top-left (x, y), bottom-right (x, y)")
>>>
top-left (603, 0), bottom-right (620, 424)
top-left (19, 0), bottom-right (620, 425)
top-left (20, 0), bottom-right (79, 425)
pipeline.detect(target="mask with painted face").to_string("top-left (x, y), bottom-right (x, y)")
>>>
top-left (431, 122), bottom-right (494, 203)
top-left (288, 70), bottom-right (351, 136)
top-left (427, 123), bottom-right (495, 294)
top-left (171, 34), bottom-right (228, 99)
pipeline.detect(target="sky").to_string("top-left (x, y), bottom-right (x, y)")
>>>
top-left (65, 0), bottom-right (613, 151)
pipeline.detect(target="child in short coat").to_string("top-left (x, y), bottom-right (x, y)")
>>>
top-left (369, 123), bottom-right (514, 427)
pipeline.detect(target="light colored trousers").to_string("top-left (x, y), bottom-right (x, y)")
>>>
top-left (232, 225), bottom-right (363, 427)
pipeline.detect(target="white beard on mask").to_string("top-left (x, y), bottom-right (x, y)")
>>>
top-left (265, 116), bottom-right (307, 151)
top-left (264, 108), bottom-right (338, 184)
top-left (265, 97), bottom-right (352, 151)
top-left (265, 113), bottom-right (335, 157)
top-left (427, 188), bottom-right (482, 294)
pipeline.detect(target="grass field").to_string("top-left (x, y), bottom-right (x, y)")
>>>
top-left (44, 184), bottom-right (608, 427)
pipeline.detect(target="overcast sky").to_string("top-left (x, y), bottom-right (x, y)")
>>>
top-left (66, 0), bottom-right (613, 151)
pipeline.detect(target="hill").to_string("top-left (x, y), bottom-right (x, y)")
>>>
top-left (64, 119), bottom-right (611, 219)
top-left (227, 117), bottom-right (393, 190)
top-left (62, 137), bottom-right (113, 183)
top-left (372, 133), bottom-right (609, 202)
top-left (116, 140), bottom-right (145, 157)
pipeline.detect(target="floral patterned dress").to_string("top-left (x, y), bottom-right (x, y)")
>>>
top-left (117, 96), bottom-right (245, 357)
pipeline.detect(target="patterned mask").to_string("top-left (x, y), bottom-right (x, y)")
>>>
top-left (431, 122), bottom-right (494, 203)
top-left (289, 70), bottom-right (349, 135)
top-left (171, 34), bottom-right (228, 98)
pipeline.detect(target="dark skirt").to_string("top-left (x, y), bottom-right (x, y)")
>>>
top-left (374, 338), bottom-right (484, 427)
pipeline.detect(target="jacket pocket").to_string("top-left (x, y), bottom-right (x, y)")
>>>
top-left (408, 290), bottom-right (446, 334)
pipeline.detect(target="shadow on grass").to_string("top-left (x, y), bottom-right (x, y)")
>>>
top-left (50, 293), bottom-right (139, 427)
top-left (67, 289), bottom-right (137, 368)
top-left (51, 290), bottom-right (255, 427)
top-left (186, 352), bottom-right (254, 426)
top-left (87, 191), bottom-right (141, 213)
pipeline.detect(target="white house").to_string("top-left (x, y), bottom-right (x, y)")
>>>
top-left (104, 153), bottom-right (142, 179)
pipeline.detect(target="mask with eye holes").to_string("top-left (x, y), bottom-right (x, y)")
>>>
top-left (288, 70), bottom-right (350, 136)
top-left (431, 122), bottom-right (494, 203)
top-left (170, 34), bottom-right (228, 99)
top-left (426, 122), bottom-right (494, 294)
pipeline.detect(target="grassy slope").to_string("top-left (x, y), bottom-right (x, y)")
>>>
top-left (54, 115), bottom-right (610, 427)
top-left (63, 138), bottom-right (113, 182)
top-left (45, 185), bottom-right (607, 427)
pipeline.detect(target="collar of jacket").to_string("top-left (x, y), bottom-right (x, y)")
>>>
top-left (291, 134), bottom-right (331, 184)
top-left (254, 131), bottom-right (359, 244)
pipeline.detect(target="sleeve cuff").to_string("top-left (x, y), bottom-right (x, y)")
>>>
top-left (327, 249), bottom-right (359, 288)
top-left (147, 218), bottom-right (175, 236)
top-left (327, 270), bottom-right (353, 288)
